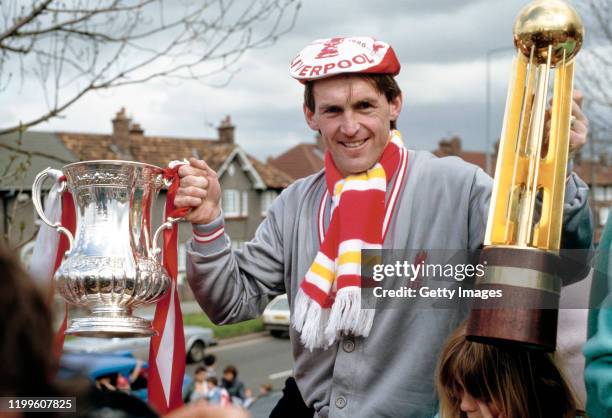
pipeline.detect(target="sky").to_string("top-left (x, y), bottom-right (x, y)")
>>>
top-left (0, 0), bottom-right (598, 162)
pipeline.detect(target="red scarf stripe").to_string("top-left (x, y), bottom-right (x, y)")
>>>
top-left (336, 274), bottom-right (362, 288)
top-left (301, 281), bottom-right (334, 309)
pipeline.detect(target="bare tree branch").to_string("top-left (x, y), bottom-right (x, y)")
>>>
top-left (0, 0), bottom-right (53, 42)
top-left (0, 0), bottom-right (301, 136)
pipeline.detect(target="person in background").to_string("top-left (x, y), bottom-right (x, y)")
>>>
top-left (242, 388), bottom-right (255, 409)
top-left (436, 324), bottom-right (584, 418)
top-left (206, 377), bottom-right (231, 406)
top-left (259, 383), bottom-right (272, 398)
top-left (221, 365), bottom-right (245, 405)
top-left (183, 366), bottom-right (209, 403)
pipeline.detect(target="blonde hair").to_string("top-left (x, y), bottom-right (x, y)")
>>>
top-left (436, 324), bottom-right (578, 418)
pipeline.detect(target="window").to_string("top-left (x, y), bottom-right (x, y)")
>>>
top-left (261, 190), bottom-right (278, 216)
top-left (599, 207), bottom-right (610, 227)
top-left (222, 189), bottom-right (240, 217)
top-left (606, 186), bottom-right (612, 201)
top-left (241, 191), bottom-right (249, 217)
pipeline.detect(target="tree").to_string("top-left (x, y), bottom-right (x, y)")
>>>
top-left (0, 0), bottom-right (300, 135)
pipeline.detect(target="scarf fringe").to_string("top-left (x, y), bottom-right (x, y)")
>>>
top-left (292, 288), bottom-right (329, 351)
top-left (294, 287), bottom-right (375, 350)
top-left (324, 288), bottom-right (375, 345)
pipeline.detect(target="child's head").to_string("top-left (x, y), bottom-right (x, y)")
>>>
top-left (206, 376), bottom-right (218, 390)
top-left (260, 383), bottom-right (272, 396)
top-left (436, 324), bottom-right (577, 418)
top-left (194, 366), bottom-right (207, 383)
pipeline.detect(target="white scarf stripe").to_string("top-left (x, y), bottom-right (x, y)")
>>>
top-left (338, 239), bottom-right (381, 254)
top-left (338, 178), bottom-right (386, 193)
top-left (305, 271), bottom-right (334, 293)
top-left (336, 263), bottom-right (361, 277)
top-left (314, 252), bottom-right (335, 271)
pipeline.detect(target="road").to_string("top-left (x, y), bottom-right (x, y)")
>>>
top-left (130, 332), bottom-right (293, 395)
top-left (188, 334), bottom-right (293, 392)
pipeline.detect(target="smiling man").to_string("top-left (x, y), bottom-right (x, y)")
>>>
top-left (177, 37), bottom-right (592, 417)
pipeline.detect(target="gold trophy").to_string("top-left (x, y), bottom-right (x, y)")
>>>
top-left (466, 0), bottom-right (584, 351)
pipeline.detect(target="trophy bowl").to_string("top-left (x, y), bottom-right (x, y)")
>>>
top-left (33, 160), bottom-right (176, 338)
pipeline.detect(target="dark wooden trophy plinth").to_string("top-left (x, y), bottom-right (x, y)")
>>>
top-left (466, 247), bottom-right (561, 352)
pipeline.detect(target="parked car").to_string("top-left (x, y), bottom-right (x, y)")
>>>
top-left (262, 294), bottom-right (290, 337)
top-left (58, 352), bottom-right (191, 402)
top-left (63, 325), bottom-right (217, 363)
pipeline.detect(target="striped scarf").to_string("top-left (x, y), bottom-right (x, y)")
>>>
top-left (293, 130), bottom-right (404, 350)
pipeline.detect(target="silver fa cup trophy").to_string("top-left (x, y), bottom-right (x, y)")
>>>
top-left (33, 160), bottom-right (181, 338)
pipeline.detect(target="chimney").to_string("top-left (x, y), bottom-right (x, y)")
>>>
top-left (437, 136), bottom-right (462, 157)
top-left (112, 108), bottom-right (133, 159)
top-left (130, 122), bottom-right (144, 136)
top-left (218, 115), bottom-right (235, 144)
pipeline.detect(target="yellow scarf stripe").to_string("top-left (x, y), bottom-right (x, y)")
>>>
top-left (345, 166), bottom-right (385, 183)
top-left (338, 250), bottom-right (361, 265)
top-left (334, 181), bottom-right (344, 196)
top-left (310, 262), bottom-right (335, 283)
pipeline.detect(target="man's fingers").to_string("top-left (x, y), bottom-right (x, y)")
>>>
top-left (178, 186), bottom-right (207, 199)
top-left (179, 164), bottom-right (207, 178)
top-left (571, 97), bottom-right (588, 126)
top-left (180, 175), bottom-right (209, 189)
top-left (175, 195), bottom-right (203, 208)
top-left (189, 157), bottom-right (215, 174)
top-left (573, 89), bottom-right (584, 107)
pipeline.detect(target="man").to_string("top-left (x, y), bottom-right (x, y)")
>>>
top-left (176, 37), bottom-right (592, 417)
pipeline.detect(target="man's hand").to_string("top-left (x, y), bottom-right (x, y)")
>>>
top-left (175, 158), bottom-right (222, 225)
top-left (545, 89), bottom-right (589, 156)
top-left (568, 90), bottom-right (588, 156)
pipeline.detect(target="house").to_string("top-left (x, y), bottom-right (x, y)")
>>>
top-left (268, 134), bottom-right (325, 179)
top-left (0, 109), bottom-right (294, 279)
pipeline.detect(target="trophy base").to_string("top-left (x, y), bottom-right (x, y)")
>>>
top-left (466, 247), bottom-right (561, 352)
top-left (65, 311), bottom-right (157, 338)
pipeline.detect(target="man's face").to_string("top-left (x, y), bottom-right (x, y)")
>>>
top-left (303, 75), bottom-right (402, 176)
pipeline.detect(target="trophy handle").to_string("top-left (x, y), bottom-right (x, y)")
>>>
top-left (32, 168), bottom-right (75, 254)
top-left (151, 217), bottom-right (183, 257)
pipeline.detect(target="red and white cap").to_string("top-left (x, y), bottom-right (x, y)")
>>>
top-left (289, 36), bottom-right (400, 82)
